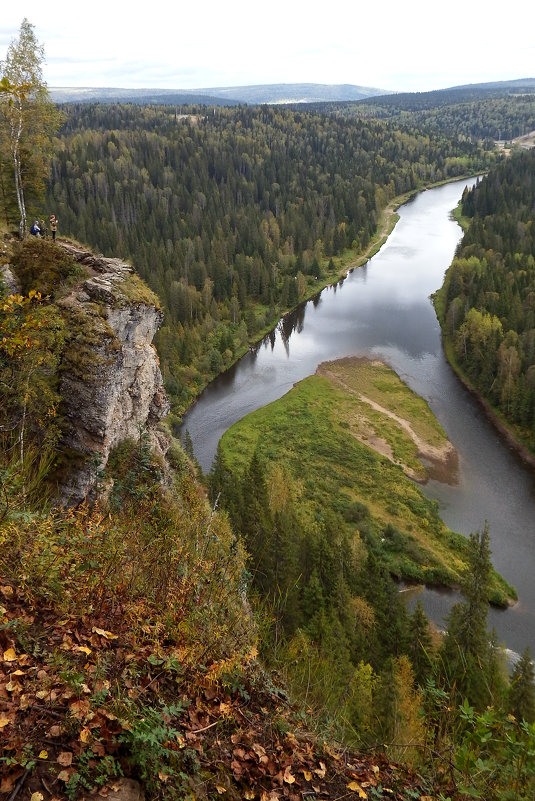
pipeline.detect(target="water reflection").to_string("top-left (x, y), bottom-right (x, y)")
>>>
top-left (180, 177), bottom-right (535, 655)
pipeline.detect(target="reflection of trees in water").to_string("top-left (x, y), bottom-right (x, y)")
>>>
top-left (273, 303), bottom-right (307, 357)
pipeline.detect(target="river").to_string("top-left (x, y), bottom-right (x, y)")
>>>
top-left (181, 178), bottom-right (535, 657)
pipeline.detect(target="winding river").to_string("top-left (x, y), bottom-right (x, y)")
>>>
top-left (181, 178), bottom-right (535, 657)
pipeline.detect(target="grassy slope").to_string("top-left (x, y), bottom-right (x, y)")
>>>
top-left (219, 358), bottom-right (516, 606)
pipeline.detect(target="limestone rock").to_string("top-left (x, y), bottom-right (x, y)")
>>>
top-left (55, 245), bottom-right (170, 505)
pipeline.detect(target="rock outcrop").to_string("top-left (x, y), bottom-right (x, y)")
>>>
top-left (55, 243), bottom-right (170, 505)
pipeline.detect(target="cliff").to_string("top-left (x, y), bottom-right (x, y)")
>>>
top-left (54, 243), bottom-right (170, 504)
top-left (2, 238), bottom-right (170, 506)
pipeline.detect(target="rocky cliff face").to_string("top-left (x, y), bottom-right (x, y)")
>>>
top-left (55, 244), bottom-right (170, 505)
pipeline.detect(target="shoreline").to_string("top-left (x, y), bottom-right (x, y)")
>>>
top-left (440, 340), bottom-right (535, 475)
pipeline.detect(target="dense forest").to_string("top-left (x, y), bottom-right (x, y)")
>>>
top-left (44, 103), bottom-right (496, 419)
top-left (3, 25), bottom-right (535, 793)
top-left (437, 148), bottom-right (535, 454)
top-left (320, 91), bottom-right (535, 143)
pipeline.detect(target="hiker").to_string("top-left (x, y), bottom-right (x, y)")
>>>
top-left (40, 219), bottom-right (47, 239)
top-left (49, 214), bottom-right (58, 241)
top-left (29, 220), bottom-right (41, 236)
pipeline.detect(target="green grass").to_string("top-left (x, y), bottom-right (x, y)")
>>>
top-left (219, 359), bottom-right (516, 606)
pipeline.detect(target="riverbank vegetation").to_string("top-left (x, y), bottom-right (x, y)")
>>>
top-left (435, 148), bottom-right (535, 457)
top-left (41, 102), bottom-right (496, 422)
top-left (208, 357), bottom-right (534, 790)
top-left (211, 357), bottom-right (515, 607)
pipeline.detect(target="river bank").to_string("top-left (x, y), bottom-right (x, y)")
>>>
top-left (177, 175), bottom-right (482, 422)
top-left (217, 356), bottom-right (515, 606)
top-left (435, 320), bottom-right (535, 476)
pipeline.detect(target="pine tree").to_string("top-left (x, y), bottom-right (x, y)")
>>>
top-left (509, 647), bottom-right (535, 723)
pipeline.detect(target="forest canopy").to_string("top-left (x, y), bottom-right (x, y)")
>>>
top-left (41, 102), bottom-right (497, 418)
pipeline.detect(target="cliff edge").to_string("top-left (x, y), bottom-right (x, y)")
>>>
top-left (2, 239), bottom-right (170, 505)
top-left (55, 242), bottom-right (170, 504)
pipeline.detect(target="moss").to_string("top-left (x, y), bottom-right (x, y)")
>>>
top-left (117, 271), bottom-right (161, 308)
top-left (11, 238), bottom-right (86, 297)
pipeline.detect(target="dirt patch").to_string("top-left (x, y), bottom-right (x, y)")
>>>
top-left (317, 357), bottom-right (459, 485)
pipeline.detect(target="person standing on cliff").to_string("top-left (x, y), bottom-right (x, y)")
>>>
top-left (49, 214), bottom-right (58, 241)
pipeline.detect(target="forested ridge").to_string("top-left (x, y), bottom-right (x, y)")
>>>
top-left (324, 91), bottom-right (535, 143)
top-left (45, 102), bottom-right (495, 419)
top-left (437, 148), bottom-right (535, 454)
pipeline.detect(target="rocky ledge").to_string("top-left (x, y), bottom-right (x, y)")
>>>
top-left (56, 243), bottom-right (170, 505)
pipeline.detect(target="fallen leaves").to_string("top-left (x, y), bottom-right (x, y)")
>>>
top-left (0, 574), bottom-right (430, 801)
top-left (91, 627), bottom-right (119, 640)
top-left (348, 779), bottom-right (368, 797)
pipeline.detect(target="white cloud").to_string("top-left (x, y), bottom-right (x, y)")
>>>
top-left (1, 0), bottom-right (533, 92)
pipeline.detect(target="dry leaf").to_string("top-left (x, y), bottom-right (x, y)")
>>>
top-left (92, 627), bottom-right (118, 640)
top-left (215, 786), bottom-right (227, 795)
top-left (80, 727), bottom-right (92, 743)
top-left (75, 646), bottom-right (92, 655)
top-left (1, 771), bottom-right (23, 794)
top-left (30, 793), bottom-right (44, 801)
top-left (57, 769), bottom-right (73, 783)
top-left (38, 750), bottom-right (48, 759)
top-left (3, 648), bottom-right (17, 662)
top-left (314, 761), bottom-right (326, 778)
top-left (301, 769), bottom-right (312, 781)
top-left (57, 752), bottom-right (73, 767)
top-left (49, 725), bottom-right (62, 737)
top-left (347, 781), bottom-right (367, 797)
top-left (283, 766), bottom-right (296, 785)
top-left (0, 716), bottom-right (11, 727)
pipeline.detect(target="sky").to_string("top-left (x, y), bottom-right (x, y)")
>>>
top-left (1, 0), bottom-right (534, 94)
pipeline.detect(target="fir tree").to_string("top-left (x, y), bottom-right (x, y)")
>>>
top-left (509, 647), bottom-right (535, 723)
top-left (440, 523), bottom-right (493, 709)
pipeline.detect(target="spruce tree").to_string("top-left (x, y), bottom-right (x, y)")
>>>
top-left (408, 601), bottom-right (434, 687)
top-left (509, 647), bottom-right (535, 723)
top-left (440, 523), bottom-right (493, 709)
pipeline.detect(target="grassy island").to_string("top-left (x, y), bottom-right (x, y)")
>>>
top-left (218, 357), bottom-right (516, 607)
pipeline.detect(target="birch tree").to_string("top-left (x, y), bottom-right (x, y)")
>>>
top-left (0, 19), bottom-right (61, 238)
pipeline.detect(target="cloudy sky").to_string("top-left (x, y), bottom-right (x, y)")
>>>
top-left (1, 0), bottom-right (534, 93)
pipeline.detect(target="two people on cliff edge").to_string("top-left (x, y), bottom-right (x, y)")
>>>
top-left (29, 214), bottom-right (58, 239)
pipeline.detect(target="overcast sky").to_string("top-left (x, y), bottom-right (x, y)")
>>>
top-left (1, 0), bottom-right (534, 94)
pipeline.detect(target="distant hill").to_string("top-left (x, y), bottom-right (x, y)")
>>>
top-left (355, 78), bottom-right (535, 111)
top-left (49, 82), bottom-right (389, 106)
top-left (195, 82), bottom-right (388, 104)
top-left (49, 78), bottom-right (535, 109)
top-left (48, 86), bottom-right (240, 106)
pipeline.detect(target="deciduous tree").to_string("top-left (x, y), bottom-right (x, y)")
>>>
top-left (0, 19), bottom-right (61, 237)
